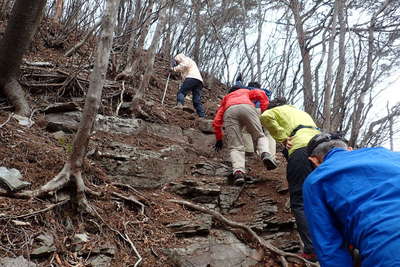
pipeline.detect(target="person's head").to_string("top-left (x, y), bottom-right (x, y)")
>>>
top-left (228, 85), bottom-right (240, 93)
top-left (268, 97), bottom-right (287, 109)
top-left (247, 81), bottom-right (261, 88)
top-left (307, 132), bottom-right (350, 167)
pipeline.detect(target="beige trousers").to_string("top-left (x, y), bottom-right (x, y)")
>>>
top-left (242, 107), bottom-right (276, 155)
top-left (224, 104), bottom-right (272, 173)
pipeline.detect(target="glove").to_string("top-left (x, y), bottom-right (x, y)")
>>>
top-left (214, 140), bottom-right (223, 152)
top-left (236, 72), bottom-right (243, 83)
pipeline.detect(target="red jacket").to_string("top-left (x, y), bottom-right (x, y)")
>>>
top-left (212, 88), bottom-right (269, 140)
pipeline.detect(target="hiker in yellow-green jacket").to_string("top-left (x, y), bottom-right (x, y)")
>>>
top-left (260, 97), bottom-right (320, 262)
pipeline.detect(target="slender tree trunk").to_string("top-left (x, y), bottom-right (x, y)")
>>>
top-left (54, 0), bottom-right (64, 23)
top-left (322, 2), bottom-right (338, 130)
top-left (192, 0), bottom-right (202, 64)
top-left (255, 0), bottom-right (263, 81)
top-left (349, 0), bottom-right (390, 146)
top-left (132, 0), bottom-right (167, 111)
top-left (20, 0), bottom-right (121, 211)
top-left (331, 0), bottom-right (346, 131)
top-left (115, 0), bottom-right (155, 80)
top-left (290, 0), bottom-right (315, 117)
top-left (0, 0), bottom-right (47, 116)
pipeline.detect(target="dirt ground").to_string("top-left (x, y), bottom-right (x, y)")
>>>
top-left (0, 19), bottom-right (304, 266)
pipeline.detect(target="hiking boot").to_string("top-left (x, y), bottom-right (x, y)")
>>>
top-left (299, 252), bottom-right (318, 263)
top-left (261, 152), bottom-right (277, 170)
top-left (174, 103), bottom-right (183, 109)
top-left (232, 171), bottom-right (245, 186)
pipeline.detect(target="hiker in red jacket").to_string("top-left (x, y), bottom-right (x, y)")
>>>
top-left (212, 86), bottom-right (277, 185)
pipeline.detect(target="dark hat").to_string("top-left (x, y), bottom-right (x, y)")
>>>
top-left (307, 132), bottom-right (347, 156)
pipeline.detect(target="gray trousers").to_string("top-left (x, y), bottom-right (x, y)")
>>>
top-left (224, 104), bottom-right (272, 173)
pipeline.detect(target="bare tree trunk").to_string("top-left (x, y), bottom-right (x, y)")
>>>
top-left (19, 0), bottom-right (120, 212)
top-left (116, 0), bottom-right (154, 80)
top-left (255, 0), bottom-right (263, 81)
top-left (132, 0), bottom-right (167, 114)
top-left (349, 0), bottom-right (390, 146)
top-left (0, 0), bottom-right (47, 116)
top-left (54, 0), bottom-right (64, 23)
top-left (331, 0), bottom-right (346, 131)
top-left (322, 2), bottom-right (338, 130)
top-left (290, 0), bottom-right (315, 117)
top-left (240, 0), bottom-right (253, 80)
top-left (192, 0), bottom-right (202, 64)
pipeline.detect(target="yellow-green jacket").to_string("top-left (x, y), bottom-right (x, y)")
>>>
top-left (260, 105), bottom-right (320, 155)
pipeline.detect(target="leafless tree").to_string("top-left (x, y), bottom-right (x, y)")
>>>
top-left (18, 0), bottom-right (121, 213)
top-left (0, 0), bottom-right (47, 116)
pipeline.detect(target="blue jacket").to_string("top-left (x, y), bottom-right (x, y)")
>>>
top-left (303, 147), bottom-right (400, 267)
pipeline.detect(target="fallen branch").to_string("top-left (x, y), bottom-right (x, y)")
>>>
top-left (169, 199), bottom-right (319, 267)
top-left (124, 221), bottom-right (143, 267)
top-left (115, 81), bottom-right (125, 115)
top-left (65, 20), bottom-right (102, 57)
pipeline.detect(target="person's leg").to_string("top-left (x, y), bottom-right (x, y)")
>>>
top-left (224, 106), bottom-right (246, 175)
top-left (176, 78), bottom-right (191, 105)
top-left (287, 147), bottom-right (314, 254)
top-left (242, 105), bottom-right (276, 169)
top-left (191, 79), bottom-right (205, 117)
top-left (290, 190), bottom-right (314, 254)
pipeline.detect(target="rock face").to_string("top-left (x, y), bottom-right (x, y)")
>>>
top-left (165, 230), bottom-right (263, 267)
top-left (183, 128), bottom-right (215, 154)
top-left (97, 142), bottom-right (186, 188)
top-left (0, 256), bottom-right (36, 267)
top-left (0, 167), bottom-right (31, 192)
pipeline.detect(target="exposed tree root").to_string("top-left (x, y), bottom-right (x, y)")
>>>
top-left (15, 162), bottom-right (95, 215)
top-left (169, 199), bottom-right (319, 267)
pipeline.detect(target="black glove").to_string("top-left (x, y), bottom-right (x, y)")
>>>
top-left (214, 140), bottom-right (223, 152)
top-left (235, 72), bottom-right (243, 83)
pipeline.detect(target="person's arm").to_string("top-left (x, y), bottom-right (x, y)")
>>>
top-left (249, 89), bottom-right (269, 112)
top-left (173, 58), bottom-right (189, 73)
top-left (303, 181), bottom-right (353, 267)
top-left (212, 98), bottom-right (226, 141)
top-left (260, 110), bottom-right (287, 142)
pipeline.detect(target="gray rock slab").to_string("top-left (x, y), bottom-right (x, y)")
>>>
top-left (0, 167), bottom-right (31, 192)
top-left (31, 234), bottom-right (56, 256)
top-left (167, 215), bottom-right (212, 238)
top-left (45, 111), bottom-right (81, 133)
top-left (219, 186), bottom-right (243, 213)
top-left (95, 114), bottom-right (143, 135)
top-left (191, 161), bottom-right (231, 177)
top-left (97, 142), bottom-right (185, 188)
top-left (87, 254), bottom-right (112, 267)
top-left (168, 180), bottom-right (220, 204)
top-left (43, 102), bottom-right (80, 114)
top-left (165, 230), bottom-right (263, 267)
top-left (0, 256), bottom-right (36, 267)
top-left (183, 128), bottom-right (215, 154)
top-left (197, 119), bottom-right (214, 134)
top-left (141, 121), bottom-right (185, 143)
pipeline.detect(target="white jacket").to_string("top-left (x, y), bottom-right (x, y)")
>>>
top-left (173, 53), bottom-right (203, 83)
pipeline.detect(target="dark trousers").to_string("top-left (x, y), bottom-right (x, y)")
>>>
top-left (287, 147), bottom-right (314, 254)
top-left (176, 78), bottom-right (205, 117)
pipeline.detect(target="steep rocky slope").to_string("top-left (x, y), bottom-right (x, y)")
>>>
top-left (0, 21), bottom-right (307, 267)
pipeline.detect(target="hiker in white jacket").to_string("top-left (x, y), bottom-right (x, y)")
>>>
top-left (172, 53), bottom-right (205, 117)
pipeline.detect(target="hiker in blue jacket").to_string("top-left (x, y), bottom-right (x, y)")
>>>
top-left (304, 132), bottom-right (400, 267)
